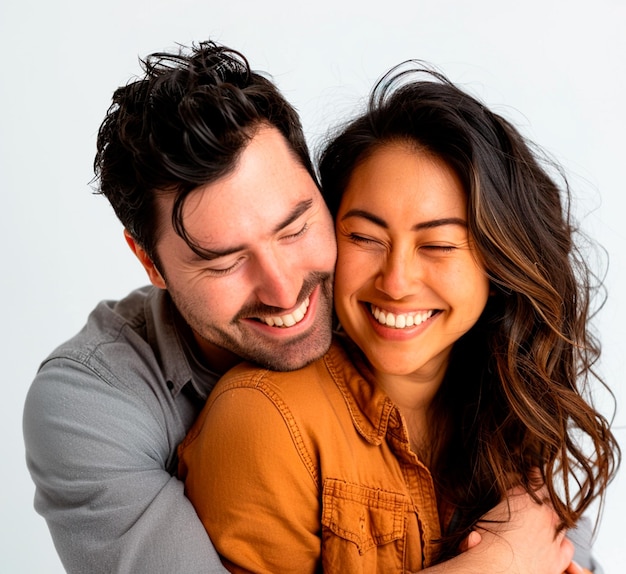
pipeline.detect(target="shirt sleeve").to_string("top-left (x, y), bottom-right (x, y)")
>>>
top-left (23, 356), bottom-right (228, 574)
top-left (179, 382), bottom-right (322, 574)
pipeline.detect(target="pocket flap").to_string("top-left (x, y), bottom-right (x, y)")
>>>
top-left (321, 478), bottom-right (407, 554)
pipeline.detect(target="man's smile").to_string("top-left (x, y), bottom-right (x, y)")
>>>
top-left (259, 297), bottom-right (310, 328)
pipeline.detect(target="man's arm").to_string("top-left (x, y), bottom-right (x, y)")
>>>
top-left (423, 490), bottom-right (580, 574)
top-left (23, 357), bottom-right (227, 574)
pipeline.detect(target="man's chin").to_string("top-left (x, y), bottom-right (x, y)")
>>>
top-left (241, 328), bottom-right (333, 372)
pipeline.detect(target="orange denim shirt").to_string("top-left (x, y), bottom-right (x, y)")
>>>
top-left (178, 337), bottom-right (444, 573)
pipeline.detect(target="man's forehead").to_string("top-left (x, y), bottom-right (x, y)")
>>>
top-left (155, 126), bottom-right (320, 247)
top-left (155, 183), bottom-right (319, 257)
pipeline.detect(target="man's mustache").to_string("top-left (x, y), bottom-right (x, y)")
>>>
top-left (233, 271), bottom-right (333, 320)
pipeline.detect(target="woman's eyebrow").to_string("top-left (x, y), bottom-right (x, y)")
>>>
top-left (340, 209), bottom-right (387, 227)
top-left (413, 217), bottom-right (467, 230)
top-left (340, 209), bottom-right (466, 230)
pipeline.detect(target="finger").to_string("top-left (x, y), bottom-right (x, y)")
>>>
top-left (564, 560), bottom-right (584, 574)
top-left (559, 537), bottom-right (576, 570)
top-left (458, 530), bottom-right (481, 552)
top-left (463, 530), bottom-right (481, 551)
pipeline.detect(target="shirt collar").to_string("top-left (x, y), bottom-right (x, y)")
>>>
top-left (324, 336), bottom-right (398, 446)
top-left (144, 288), bottom-right (220, 400)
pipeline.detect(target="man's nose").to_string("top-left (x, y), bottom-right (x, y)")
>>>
top-left (253, 249), bottom-right (301, 310)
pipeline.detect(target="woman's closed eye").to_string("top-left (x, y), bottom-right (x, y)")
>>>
top-left (420, 244), bottom-right (458, 254)
top-left (346, 233), bottom-right (383, 246)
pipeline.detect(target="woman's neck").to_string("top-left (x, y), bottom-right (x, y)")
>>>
top-left (344, 336), bottom-right (449, 461)
top-left (372, 365), bottom-right (448, 462)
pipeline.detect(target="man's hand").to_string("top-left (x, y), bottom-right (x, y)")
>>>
top-left (473, 488), bottom-right (575, 573)
top-left (435, 488), bottom-right (576, 574)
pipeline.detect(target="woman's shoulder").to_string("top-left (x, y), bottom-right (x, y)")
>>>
top-left (212, 337), bottom-right (349, 396)
top-left (193, 338), bottom-right (354, 437)
top-left (179, 339), bottom-right (352, 471)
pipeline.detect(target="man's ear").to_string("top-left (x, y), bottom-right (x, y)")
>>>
top-left (124, 229), bottom-right (166, 289)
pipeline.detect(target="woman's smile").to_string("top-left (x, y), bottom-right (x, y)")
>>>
top-left (334, 141), bottom-right (490, 381)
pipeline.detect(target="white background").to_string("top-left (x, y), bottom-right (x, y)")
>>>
top-left (1, 1), bottom-right (624, 572)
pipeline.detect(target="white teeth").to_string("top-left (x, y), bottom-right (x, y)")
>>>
top-left (292, 307), bottom-right (305, 323)
top-left (261, 297), bottom-right (310, 328)
top-left (371, 304), bottom-right (434, 329)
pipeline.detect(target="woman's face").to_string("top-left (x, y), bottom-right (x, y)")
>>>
top-left (334, 142), bottom-right (490, 384)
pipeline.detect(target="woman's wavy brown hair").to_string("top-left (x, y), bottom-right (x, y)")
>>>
top-left (318, 62), bottom-right (620, 560)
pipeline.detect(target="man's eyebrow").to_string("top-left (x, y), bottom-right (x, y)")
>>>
top-left (272, 199), bottom-right (313, 234)
top-left (189, 199), bottom-right (315, 261)
top-left (189, 243), bottom-right (244, 262)
top-left (340, 208), bottom-right (466, 230)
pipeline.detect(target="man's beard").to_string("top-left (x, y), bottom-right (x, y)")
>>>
top-left (184, 271), bottom-right (335, 372)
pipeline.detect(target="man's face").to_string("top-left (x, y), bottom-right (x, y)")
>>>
top-left (139, 126), bottom-right (337, 372)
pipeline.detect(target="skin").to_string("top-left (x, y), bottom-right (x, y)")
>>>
top-left (430, 489), bottom-right (581, 574)
top-left (126, 126), bottom-right (337, 373)
top-left (334, 141), bottom-right (490, 445)
top-left (334, 141), bottom-right (581, 574)
top-left (128, 131), bottom-right (583, 573)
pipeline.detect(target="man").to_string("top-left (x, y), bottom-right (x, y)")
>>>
top-left (23, 41), bottom-right (592, 574)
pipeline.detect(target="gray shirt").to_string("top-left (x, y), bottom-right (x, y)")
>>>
top-left (23, 285), bottom-right (602, 573)
top-left (23, 286), bottom-right (228, 573)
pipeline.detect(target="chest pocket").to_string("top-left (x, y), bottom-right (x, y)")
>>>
top-left (321, 478), bottom-right (414, 573)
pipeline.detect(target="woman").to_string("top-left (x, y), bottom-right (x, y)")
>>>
top-left (178, 64), bottom-right (619, 573)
